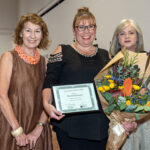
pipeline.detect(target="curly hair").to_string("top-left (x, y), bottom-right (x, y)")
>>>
top-left (14, 13), bottom-right (51, 50)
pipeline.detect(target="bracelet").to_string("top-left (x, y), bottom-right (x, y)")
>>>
top-left (38, 122), bottom-right (45, 127)
top-left (11, 126), bottom-right (23, 137)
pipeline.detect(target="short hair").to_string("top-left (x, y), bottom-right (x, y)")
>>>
top-left (72, 7), bottom-right (96, 28)
top-left (110, 19), bottom-right (144, 56)
top-left (14, 13), bottom-right (51, 50)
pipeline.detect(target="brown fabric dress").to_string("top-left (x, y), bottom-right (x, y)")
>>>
top-left (0, 50), bottom-right (53, 150)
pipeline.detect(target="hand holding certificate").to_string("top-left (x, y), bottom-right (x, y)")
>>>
top-left (52, 83), bottom-right (99, 114)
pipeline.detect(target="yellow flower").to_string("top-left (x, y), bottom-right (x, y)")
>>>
top-left (132, 85), bottom-right (140, 90)
top-left (98, 86), bottom-right (105, 93)
top-left (103, 85), bottom-right (110, 91)
top-left (108, 79), bottom-right (114, 83)
top-left (146, 101), bottom-right (150, 107)
top-left (118, 86), bottom-right (124, 90)
top-left (126, 100), bottom-right (131, 106)
top-left (105, 75), bottom-right (112, 79)
top-left (109, 83), bottom-right (115, 89)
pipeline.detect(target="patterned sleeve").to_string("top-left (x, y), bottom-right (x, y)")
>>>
top-left (43, 51), bottom-right (63, 89)
top-left (48, 52), bottom-right (62, 63)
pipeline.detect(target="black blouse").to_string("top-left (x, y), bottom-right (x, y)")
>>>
top-left (43, 45), bottom-right (110, 140)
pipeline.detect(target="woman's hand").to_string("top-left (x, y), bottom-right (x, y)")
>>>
top-left (26, 124), bottom-right (43, 149)
top-left (44, 103), bottom-right (65, 120)
top-left (42, 88), bottom-right (65, 120)
top-left (15, 133), bottom-right (28, 147)
top-left (122, 121), bottom-right (137, 135)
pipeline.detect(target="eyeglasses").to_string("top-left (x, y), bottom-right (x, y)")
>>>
top-left (75, 24), bottom-right (96, 32)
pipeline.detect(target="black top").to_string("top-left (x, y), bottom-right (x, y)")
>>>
top-left (43, 45), bottom-right (110, 140)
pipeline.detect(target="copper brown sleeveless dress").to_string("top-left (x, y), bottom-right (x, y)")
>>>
top-left (0, 50), bottom-right (53, 150)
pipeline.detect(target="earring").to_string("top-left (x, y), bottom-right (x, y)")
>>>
top-left (94, 37), bottom-right (98, 48)
top-left (73, 37), bottom-right (75, 42)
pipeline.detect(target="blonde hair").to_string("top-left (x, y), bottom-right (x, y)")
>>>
top-left (14, 13), bottom-right (51, 50)
top-left (110, 19), bottom-right (144, 56)
top-left (73, 7), bottom-right (96, 28)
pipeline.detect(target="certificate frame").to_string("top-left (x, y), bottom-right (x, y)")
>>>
top-left (52, 83), bottom-right (99, 114)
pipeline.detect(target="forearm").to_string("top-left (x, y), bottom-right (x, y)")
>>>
top-left (38, 111), bottom-right (48, 124)
top-left (1, 98), bottom-right (28, 146)
top-left (0, 95), bottom-right (20, 130)
top-left (42, 88), bottom-right (53, 105)
top-left (37, 88), bottom-right (53, 126)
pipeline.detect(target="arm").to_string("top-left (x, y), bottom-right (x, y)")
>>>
top-left (42, 45), bottom-right (65, 120)
top-left (43, 55), bottom-right (64, 119)
top-left (0, 52), bottom-right (28, 146)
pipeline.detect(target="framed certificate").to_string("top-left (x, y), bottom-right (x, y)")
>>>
top-left (52, 83), bottom-right (99, 114)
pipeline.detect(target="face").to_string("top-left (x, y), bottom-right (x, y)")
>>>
top-left (21, 21), bottom-right (42, 50)
top-left (73, 19), bottom-right (96, 47)
top-left (118, 25), bottom-right (137, 51)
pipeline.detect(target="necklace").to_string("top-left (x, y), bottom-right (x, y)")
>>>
top-left (14, 45), bottom-right (40, 64)
top-left (72, 43), bottom-right (98, 57)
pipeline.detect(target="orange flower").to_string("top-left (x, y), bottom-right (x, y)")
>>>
top-left (122, 78), bottom-right (132, 97)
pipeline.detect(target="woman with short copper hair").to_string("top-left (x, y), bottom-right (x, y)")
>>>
top-left (0, 13), bottom-right (52, 150)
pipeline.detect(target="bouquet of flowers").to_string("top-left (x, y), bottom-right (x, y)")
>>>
top-left (94, 48), bottom-right (150, 150)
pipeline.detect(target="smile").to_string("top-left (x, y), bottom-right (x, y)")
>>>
top-left (82, 36), bottom-right (90, 39)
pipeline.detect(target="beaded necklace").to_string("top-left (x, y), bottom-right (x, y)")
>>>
top-left (14, 45), bottom-right (40, 64)
top-left (72, 43), bottom-right (98, 57)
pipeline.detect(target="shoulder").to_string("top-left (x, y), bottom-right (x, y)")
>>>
top-left (48, 45), bottom-right (63, 63)
top-left (0, 51), bottom-right (13, 64)
top-left (97, 48), bottom-right (110, 62)
top-left (51, 45), bottom-right (62, 55)
top-left (0, 51), bottom-right (13, 75)
top-left (97, 48), bottom-right (109, 56)
top-left (51, 44), bottom-right (71, 55)
top-left (98, 48), bottom-right (108, 52)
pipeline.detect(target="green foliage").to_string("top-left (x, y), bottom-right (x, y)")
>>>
top-left (134, 105), bottom-right (144, 112)
top-left (102, 79), bottom-right (110, 86)
top-left (105, 104), bottom-right (116, 114)
top-left (119, 103), bottom-right (126, 110)
top-left (102, 92), bottom-right (115, 104)
top-left (123, 51), bottom-right (138, 67)
top-left (144, 106), bottom-right (150, 111)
